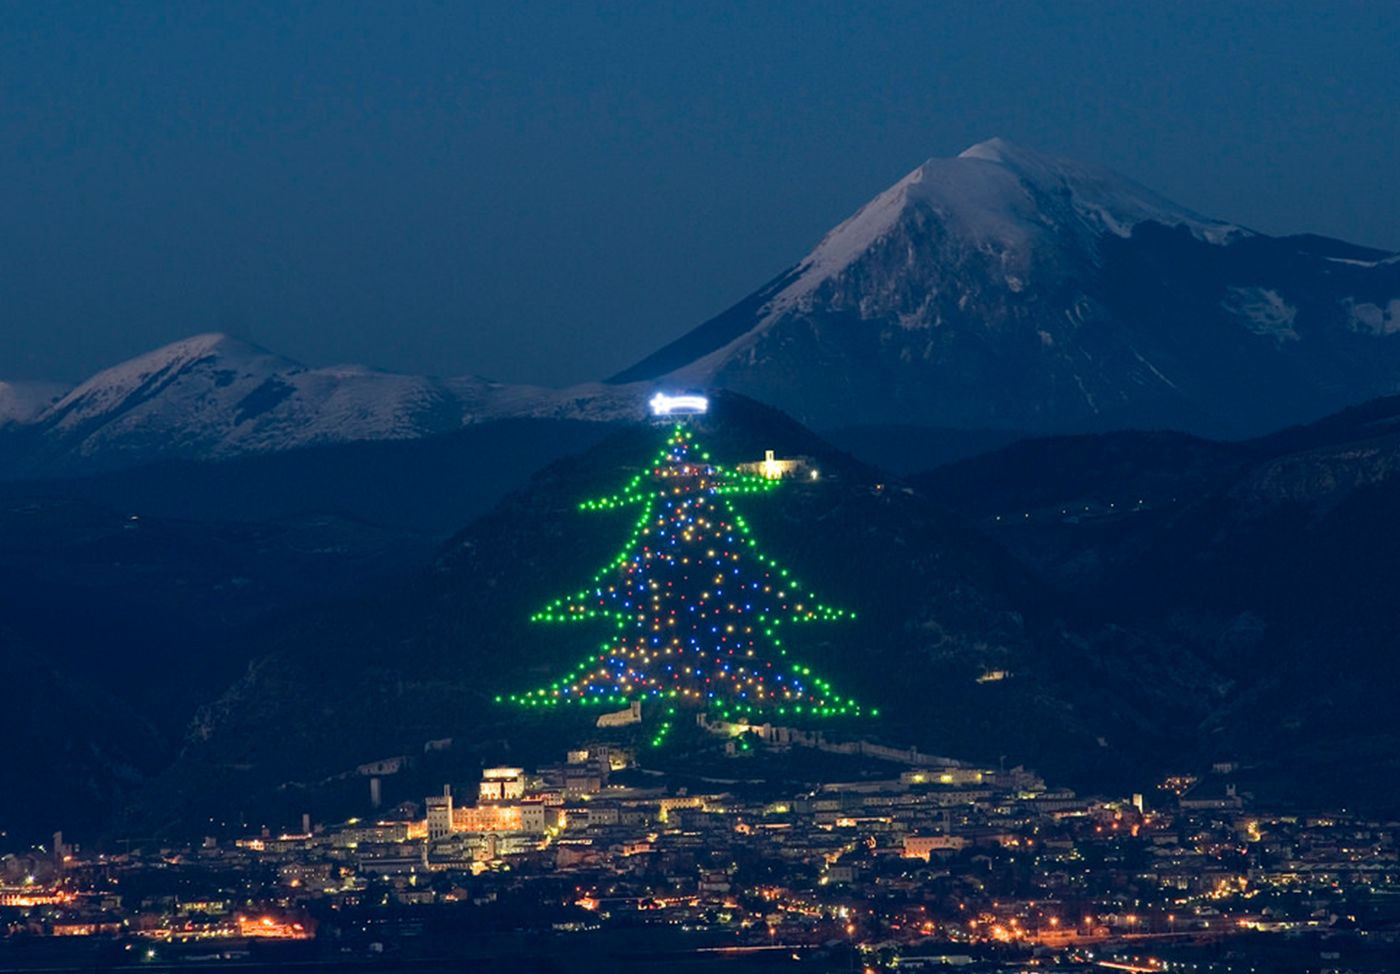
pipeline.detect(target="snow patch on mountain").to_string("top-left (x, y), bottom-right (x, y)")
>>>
top-left (958, 138), bottom-right (1242, 244)
top-left (1225, 287), bottom-right (1299, 343)
top-left (1327, 254), bottom-right (1400, 269)
top-left (1347, 298), bottom-right (1400, 336)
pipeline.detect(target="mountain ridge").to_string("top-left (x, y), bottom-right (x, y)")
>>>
top-left (2, 332), bottom-right (643, 475)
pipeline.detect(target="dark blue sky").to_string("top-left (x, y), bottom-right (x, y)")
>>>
top-left (3, 1), bottom-right (1397, 386)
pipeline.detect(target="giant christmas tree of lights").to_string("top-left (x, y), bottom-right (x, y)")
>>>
top-left (503, 425), bottom-right (868, 730)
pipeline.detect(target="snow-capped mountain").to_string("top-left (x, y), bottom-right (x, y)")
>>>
top-left (614, 138), bottom-right (1400, 436)
top-left (8, 139), bottom-right (1400, 473)
top-left (3, 333), bottom-right (641, 474)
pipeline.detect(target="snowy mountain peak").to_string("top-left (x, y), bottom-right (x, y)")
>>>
top-left (613, 141), bottom-right (1400, 437)
top-left (799, 139), bottom-right (1240, 302)
top-left (955, 135), bottom-right (1018, 161)
top-left (909, 138), bottom-right (1240, 246)
top-left (43, 333), bottom-right (297, 434)
top-left (955, 135), bottom-right (1084, 172)
top-left (89, 331), bottom-right (285, 375)
top-left (147, 331), bottom-right (262, 357)
top-left (639, 140), bottom-right (1244, 384)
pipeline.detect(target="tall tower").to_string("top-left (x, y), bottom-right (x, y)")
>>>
top-left (426, 786), bottom-right (453, 841)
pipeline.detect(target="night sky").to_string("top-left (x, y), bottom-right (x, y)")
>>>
top-left (3, 1), bottom-right (1397, 386)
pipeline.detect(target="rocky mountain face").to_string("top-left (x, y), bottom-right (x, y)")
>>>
top-left (614, 139), bottom-right (1400, 438)
top-left (0, 333), bottom-right (641, 476)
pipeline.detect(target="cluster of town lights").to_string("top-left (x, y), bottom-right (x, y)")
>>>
top-left (501, 425), bottom-right (865, 722)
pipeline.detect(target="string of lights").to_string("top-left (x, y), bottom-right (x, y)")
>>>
top-left (501, 425), bottom-right (869, 721)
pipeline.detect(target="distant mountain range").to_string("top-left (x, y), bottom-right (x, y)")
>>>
top-left (0, 333), bottom-right (640, 476)
top-left (5, 139), bottom-right (1398, 476)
